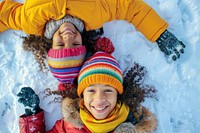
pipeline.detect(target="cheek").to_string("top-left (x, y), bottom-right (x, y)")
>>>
top-left (77, 33), bottom-right (82, 44)
top-left (83, 93), bottom-right (91, 105)
top-left (109, 94), bottom-right (117, 107)
top-left (83, 97), bottom-right (91, 110)
top-left (52, 32), bottom-right (60, 48)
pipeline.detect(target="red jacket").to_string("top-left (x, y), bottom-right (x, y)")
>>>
top-left (19, 111), bottom-right (45, 133)
top-left (19, 98), bottom-right (157, 132)
top-left (19, 106), bottom-right (157, 133)
top-left (19, 111), bottom-right (92, 133)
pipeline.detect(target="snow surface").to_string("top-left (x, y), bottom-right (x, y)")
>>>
top-left (0, 0), bottom-right (200, 132)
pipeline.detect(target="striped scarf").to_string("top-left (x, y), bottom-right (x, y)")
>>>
top-left (47, 46), bottom-right (86, 84)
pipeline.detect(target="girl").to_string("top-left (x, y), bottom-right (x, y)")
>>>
top-left (22, 14), bottom-right (102, 72)
top-left (18, 49), bottom-right (157, 132)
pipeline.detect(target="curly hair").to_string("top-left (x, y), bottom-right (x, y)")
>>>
top-left (41, 83), bottom-right (79, 105)
top-left (121, 63), bottom-right (157, 109)
top-left (22, 35), bottom-right (52, 72)
top-left (43, 87), bottom-right (78, 99)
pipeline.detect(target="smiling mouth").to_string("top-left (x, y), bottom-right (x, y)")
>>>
top-left (93, 106), bottom-right (108, 111)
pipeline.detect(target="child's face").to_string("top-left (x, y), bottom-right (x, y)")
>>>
top-left (52, 22), bottom-right (82, 49)
top-left (83, 84), bottom-right (117, 120)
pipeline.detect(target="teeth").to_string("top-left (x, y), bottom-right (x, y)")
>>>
top-left (95, 107), bottom-right (105, 111)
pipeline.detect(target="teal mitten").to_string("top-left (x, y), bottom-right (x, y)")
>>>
top-left (17, 87), bottom-right (41, 116)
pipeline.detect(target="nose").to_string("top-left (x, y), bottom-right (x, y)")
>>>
top-left (62, 33), bottom-right (75, 48)
top-left (94, 91), bottom-right (106, 102)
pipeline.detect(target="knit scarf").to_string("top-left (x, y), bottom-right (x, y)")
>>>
top-left (80, 101), bottom-right (129, 133)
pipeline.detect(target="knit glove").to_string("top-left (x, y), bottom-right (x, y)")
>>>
top-left (17, 87), bottom-right (41, 116)
top-left (156, 29), bottom-right (185, 61)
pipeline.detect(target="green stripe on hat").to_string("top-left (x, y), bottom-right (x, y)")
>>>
top-left (78, 68), bottom-right (122, 84)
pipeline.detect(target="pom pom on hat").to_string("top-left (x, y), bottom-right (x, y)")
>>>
top-left (44, 15), bottom-right (84, 39)
top-left (94, 37), bottom-right (115, 54)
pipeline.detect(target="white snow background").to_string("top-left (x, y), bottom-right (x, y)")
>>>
top-left (0, 0), bottom-right (200, 132)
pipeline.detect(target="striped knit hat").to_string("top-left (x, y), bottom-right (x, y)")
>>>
top-left (47, 46), bottom-right (86, 83)
top-left (77, 51), bottom-right (123, 96)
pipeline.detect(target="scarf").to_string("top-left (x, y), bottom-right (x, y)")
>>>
top-left (80, 101), bottom-right (129, 133)
top-left (47, 46), bottom-right (86, 84)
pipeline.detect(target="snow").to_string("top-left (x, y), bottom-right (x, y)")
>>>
top-left (0, 0), bottom-right (200, 132)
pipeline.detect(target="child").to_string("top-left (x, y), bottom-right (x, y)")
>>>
top-left (76, 50), bottom-right (157, 132)
top-left (1, 0), bottom-right (185, 64)
top-left (22, 14), bottom-right (102, 71)
top-left (17, 49), bottom-right (157, 132)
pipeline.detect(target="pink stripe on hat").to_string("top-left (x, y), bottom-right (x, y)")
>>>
top-left (48, 46), bottom-right (86, 58)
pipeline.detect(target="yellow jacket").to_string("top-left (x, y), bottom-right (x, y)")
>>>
top-left (0, 0), bottom-right (168, 42)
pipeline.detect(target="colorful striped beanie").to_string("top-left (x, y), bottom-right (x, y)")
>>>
top-left (47, 46), bottom-right (86, 84)
top-left (77, 51), bottom-right (123, 96)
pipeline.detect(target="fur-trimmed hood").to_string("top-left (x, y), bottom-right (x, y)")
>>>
top-left (114, 106), bottom-right (157, 133)
top-left (135, 107), bottom-right (157, 133)
top-left (62, 97), bottom-right (83, 129)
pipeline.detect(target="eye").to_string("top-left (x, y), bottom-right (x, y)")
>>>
top-left (57, 43), bottom-right (64, 47)
top-left (73, 43), bottom-right (81, 46)
top-left (104, 89), bottom-right (113, 92)
top-left (87, 89), bottom-right (95, 93)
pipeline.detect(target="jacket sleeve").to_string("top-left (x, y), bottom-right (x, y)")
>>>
top-left (0, 0), bottom-right (66, 36)
top-left (67, 0), bottom-right (168, 42)
top-left (1, 0), bottom-right (167, 42)
top-left (0, 1), bottom-right (23, 32)
top-left (106, 0), bottom-right (168, 42)
top-left (19, 111), bottom-right (45, 133)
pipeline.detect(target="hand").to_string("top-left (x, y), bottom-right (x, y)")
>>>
top-left (156, 30), bottom-right (185, 61)
top-left (17, 87), bottom-right (40, 116)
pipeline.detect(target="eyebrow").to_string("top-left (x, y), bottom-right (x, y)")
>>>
top-left (89, 84), bottom-right (111, 87)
